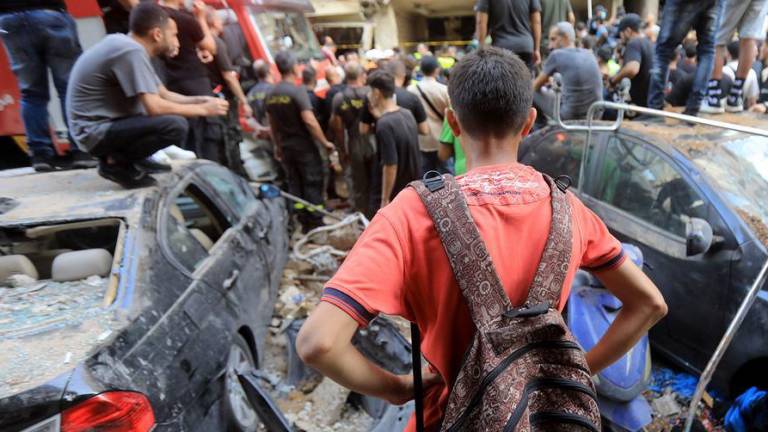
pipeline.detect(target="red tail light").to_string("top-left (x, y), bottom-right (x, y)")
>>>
top-left (61, 391), bottom-right (155, 432)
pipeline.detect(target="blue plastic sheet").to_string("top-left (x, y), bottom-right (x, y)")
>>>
top-left (725, 387), bottom-right (768, 432)
top-left (649, 367), bottom-right (699, 399)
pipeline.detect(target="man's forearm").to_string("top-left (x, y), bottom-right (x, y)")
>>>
top-left (224, 72), bottom-right (248, 106)
top-left (162, 87), bottom-right (207, 105)
top-left (381, 164), bottom-right (397, 206)
top-left (531, 11), bottom-right (541, 53)
top-left (476, 12), bottom-right (488, 45)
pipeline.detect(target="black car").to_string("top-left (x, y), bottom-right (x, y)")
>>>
top-left (520, 113), bottom-right (768, 396)
top-left (0, 161), bottom-right (288, 431)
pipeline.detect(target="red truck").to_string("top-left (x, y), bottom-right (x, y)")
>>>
top-left (0, 0), bottom-right (327, 168)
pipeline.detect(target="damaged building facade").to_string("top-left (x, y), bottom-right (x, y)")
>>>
top-left (309, 0), bottom-right (659, 51)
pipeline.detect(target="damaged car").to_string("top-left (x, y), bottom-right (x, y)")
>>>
top-left (0, 161), bottom-right (289, 431)
top-left (520, 112), bottom-right (768, 396)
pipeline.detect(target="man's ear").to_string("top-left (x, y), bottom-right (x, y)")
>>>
top-left (447, 108), bottom-right (461, 137)
top-left (520, 107), bottom-right (537, 137)
top-left (151, 27), bottom-right (162, 43)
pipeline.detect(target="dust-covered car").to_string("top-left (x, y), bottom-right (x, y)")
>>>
top-left (520, 112), bottom-right (768, 396)
top-left (0, 161), bottom-right (288, 431)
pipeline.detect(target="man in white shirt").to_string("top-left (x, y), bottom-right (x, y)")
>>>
top-left (408, 55), bottom-right (450, 175)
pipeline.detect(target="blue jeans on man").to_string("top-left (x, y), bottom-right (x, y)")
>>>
top-left (647, 0), bottom-right (723, 114)
top-left (0, 8), bottom-right (93, 168)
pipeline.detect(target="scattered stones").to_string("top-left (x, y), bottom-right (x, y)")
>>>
top-left (652, 393), bottom-right (682, 418)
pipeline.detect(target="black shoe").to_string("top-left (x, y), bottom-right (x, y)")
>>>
top-left (32, 155), bottom-right (57, 172)
top-left (134, 158), bottom-right (172, 174)
top-left (634, 113), bottom-right (664, 123)
top-left (69, 151), bottom-right (98, 169)
top-left (98, 162), bottom-right (157, 189)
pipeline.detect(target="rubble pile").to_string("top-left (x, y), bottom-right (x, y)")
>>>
top-left (644, 367), bottom-right (726, 432)
top-left (256, 214), bottom-right (376, 432)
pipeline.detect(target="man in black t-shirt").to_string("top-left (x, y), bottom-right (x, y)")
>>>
top-left (266, 51), bottom-right (335, 232)
top-left (159, 0), bottom-right (217, 158)
top-left (247, 60), bottom-right (274, 126)
top-left (366, 71), bottom-right (421, 213)
top-left (360, 60), bottom-right (429, 136)
top-left (331, 63), bottom-right (372, 216)
top-left (475, 0), bottom-right (543, 69)
top-left (609, 14), bottom-right (653, 107)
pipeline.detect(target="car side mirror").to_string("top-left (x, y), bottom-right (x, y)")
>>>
top-left (686, 218), bottom-right (713, 256)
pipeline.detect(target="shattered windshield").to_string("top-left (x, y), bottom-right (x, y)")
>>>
top-left (249, 9), bottom-right (322, 62)
top-left (687, 134), bottom-right (768, 245)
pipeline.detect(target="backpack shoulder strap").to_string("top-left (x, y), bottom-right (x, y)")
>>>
top-left (409, 174), bottom-right (511, 328)
top-left (527, 174), bottom-right (573, 308)
top-left (415, 84), bottom-right (445, 122)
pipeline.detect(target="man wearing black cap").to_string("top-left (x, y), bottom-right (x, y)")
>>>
top-left (609, 14), bottom-right (654, 108)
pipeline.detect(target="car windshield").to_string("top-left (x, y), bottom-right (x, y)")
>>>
top-left (686, 134), bottom-right (768, 245)
top-left (248, 9), bottom-right (322, 62)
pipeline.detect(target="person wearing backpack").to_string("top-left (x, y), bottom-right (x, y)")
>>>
top-left (409, 55), bottom-right (450, 175)
top-left (297, 47), bottom-right (667, 432)
top-left (330, 63), bottom-right (373, 217)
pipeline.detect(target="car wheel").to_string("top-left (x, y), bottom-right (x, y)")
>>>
top-left (223, 334), bottom-right (260, 432)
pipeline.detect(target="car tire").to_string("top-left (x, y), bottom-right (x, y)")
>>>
top-left (223, 334), bottom-right (260, 432)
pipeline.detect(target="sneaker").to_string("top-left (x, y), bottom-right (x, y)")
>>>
top-left (69, 151), bottom-right (98, 169)
top-left (700, 98), bottom-right (725, 114)
top-left (98, 162), bottom-right (157, 189)
top-left (32, 155), bottom-right (57, 172)
top-left (134, 158), bottom-right (172, 174)
top-left (725, 96), bottom-right (744, 113)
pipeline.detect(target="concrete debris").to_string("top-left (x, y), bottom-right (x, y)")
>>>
top-left (652, 393), bottom-right (682, 417)
top-left (309, 378), bottom-right (352, 427)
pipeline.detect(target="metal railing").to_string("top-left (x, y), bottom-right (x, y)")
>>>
top-left (548, 73), bottom-right (768, 432)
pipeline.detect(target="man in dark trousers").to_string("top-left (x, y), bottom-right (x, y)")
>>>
top-left (609, 14), bottom-right (654, 108)
top-left (158, 0), bottom-right (219, 160)
top-left (365, 70), bottom-right (421, 212)
top-left (330, 63), bottom-right (371, 216)
top-left (475, 0), bottom-right (542, 69)
top-left (0, 0), bottom-right (97, 171)
top-left (266, 51), bottom-right (335, 232)
top-left (67, 3), bottom-right (228, 188)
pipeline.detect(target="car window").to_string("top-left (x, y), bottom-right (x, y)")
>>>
top-left (522, 130), bottom-right (585, 187)
top-left (198, 167), bottom-right (256, 221)
top-left (165, 184), bottom-right (233, 272)
top-left (595, 136), bottom-right (707, 237)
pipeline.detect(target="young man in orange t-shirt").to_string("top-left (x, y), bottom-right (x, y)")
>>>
top-left (297, 47), bottom-right (667, 431)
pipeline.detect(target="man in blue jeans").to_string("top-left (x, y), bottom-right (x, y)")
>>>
top-left (647, 0), bottom-right (723, 117)
top-left (0, 0), bottom-right (97, 171)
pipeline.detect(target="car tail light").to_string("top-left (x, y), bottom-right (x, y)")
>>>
top-left (61, 391), bottom-right (155, 432)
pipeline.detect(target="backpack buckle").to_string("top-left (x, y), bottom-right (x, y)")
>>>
top-left (554, 175), bottom-right (572, 192)
top-left (422, 171), bottom-right (445, 192)
top-left (503, 302), bottom-right (551, 319)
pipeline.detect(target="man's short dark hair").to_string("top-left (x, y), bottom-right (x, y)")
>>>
top-left (448, 47), bottom-right (531, 139)
top-left (275, 51), bottom-right (297, 75)
top-left (727, 40), bottom-right (740, 60)
top-left (617, 13), bottom-right (642, 33)
top-left (420, 55), bottom-right (440, 76)
top-left (367, 70), bottom-right (396, 98)
top-left (130, 2), bottom-right (170, 37)
top-left (385, 59), bottom-right (406, 78)
top-left (684, 42), bottom-right (697, 59)
top-left (302, 66), bottom-right (316, 86)
top-left (253, 60), bottom-right (271, 81)
top-left (344, 63), bottom-right (364, 83)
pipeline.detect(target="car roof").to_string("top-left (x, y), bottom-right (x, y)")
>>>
top-left (0, 161), bottom-right (203, 228)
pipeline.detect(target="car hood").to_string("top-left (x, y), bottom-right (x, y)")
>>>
top-left (0, 277), bottom-right (122, 399)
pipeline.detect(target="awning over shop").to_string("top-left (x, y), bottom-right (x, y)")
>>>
top-left (308, 0), bottom-right (363, 20)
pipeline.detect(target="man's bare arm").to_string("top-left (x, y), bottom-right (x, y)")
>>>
top-left (381, 164), bottom-right (397, 207)
top-left (531, 11), bottom-right (542, 65)
top-left (533, 72), bottom-right (551, 92)
top-left (587, 259), bottom-right (667, 374)
top-left (267, 113), bottom-right (283, 161)
top-left (610, 61), bottom-right (640, 87)
top-left (140, 92), bottom-right (227, 117)
top-left (438, 142), bottom-right (454, 162)
top-left (191, 1), bottom-right (216, 54)
top-left (476, 12), bottom-right (489, 46)
top-left (301, 110), bottom-right (335, 150)
top-left (158, 85), bottom-right (207, 104)
top-left (222, 71), bottom-right (253, 117)
top-left (417, 121), bottom-right (429, 136)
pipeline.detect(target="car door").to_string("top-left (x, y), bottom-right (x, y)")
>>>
top-left (582, 132), bottom-right (732, 366)
top-left (193, 165), bottom-right (275, 351)
top-left (157, 177), bottom-right (252, 422)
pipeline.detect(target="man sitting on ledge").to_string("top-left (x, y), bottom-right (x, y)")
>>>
top-left (66, 2), bottom-right (228, 188)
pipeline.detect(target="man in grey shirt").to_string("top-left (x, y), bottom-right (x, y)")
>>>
top-left (475, 0), bottom-right (542, 69)
top-left (66, 2), bottom-right (227, 188)
top-left (532, 22), bottom-right (603, 122)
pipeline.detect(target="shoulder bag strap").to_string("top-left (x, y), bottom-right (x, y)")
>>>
top-left (527, 174), bottom-right (574, 308)
top-left (415, 84), bottom-right (445, 122)
top-left (409, 174), bottom-right (511, 327)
